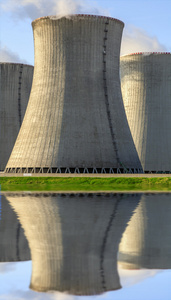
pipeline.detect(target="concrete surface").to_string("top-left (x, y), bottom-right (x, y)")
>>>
top-left (5, 15), bottom-right (142, 173)
top-left (121, 53), bottom-right (171, 172)
top-left (0, 63), bottom-right (33, 171)
top-left (0, 195), bottom-right (30, 261)
top-left (118, 193), bottom-right (171, 269)
top-left (7, 193), bottom-right (140, 294)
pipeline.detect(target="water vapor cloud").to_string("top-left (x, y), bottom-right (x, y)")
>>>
top-left (118, 267), bottom-right (161, 287)
top-left (0, 46), bottom-right (29, 64)
top-left (0, 0), bottom-right (109, 21)
top-left (1, 1), bottom-right (168, 63)
top-left (121, 25), bottom-right (167, 56)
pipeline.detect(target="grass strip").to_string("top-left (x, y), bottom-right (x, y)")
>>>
top-left (0, 177), bottom-right (171, 191)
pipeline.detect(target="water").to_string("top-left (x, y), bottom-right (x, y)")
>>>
top-left (0, 192), bottom-right (171, 300)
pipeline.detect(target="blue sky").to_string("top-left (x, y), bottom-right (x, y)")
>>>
top-left (0, 262), bottom-right (171, 300)
top-left (0, 0), bottom-right (171, 65)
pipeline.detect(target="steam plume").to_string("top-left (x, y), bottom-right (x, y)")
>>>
top-left (121, 25), bottom-right (167, 56)
top-left (0, 46), bottom-right (28, 64)
top-left (0, 0), bottom-right (109, 20)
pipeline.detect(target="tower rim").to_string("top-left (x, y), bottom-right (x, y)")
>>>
top-left (121, 52), bottom-right (171, 57)
top-left (32, 14), bottom-right (124, 27)
top-left (0, 62), bottom-right (33, 67)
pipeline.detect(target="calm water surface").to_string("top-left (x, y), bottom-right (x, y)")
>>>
top-left (0, 192), bottom-right (171, 300)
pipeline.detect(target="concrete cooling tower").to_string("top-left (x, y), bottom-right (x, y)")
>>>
top-left (0, 195), bottom-right (30, 262)
top-left (5, 15), bottom-right (142, 174)
top-left (118, 193), bottom-right (171, 269)
top-left (120, 52), bottom-right (171, 172)
top-left (7, 193), bottom-right (140, 294)
top-left (0, 63), bottom-right (33, 171)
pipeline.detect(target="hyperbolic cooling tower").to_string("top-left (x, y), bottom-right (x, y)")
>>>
top-left (0, 63), bottom-right (33, 171)
top-left (120, 52), bottom-right (171, 172)
top-left (7, 193), bottom-right (140, 294)
top-left (5, 15), bottom-right (142, 174)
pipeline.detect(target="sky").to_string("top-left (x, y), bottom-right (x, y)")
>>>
top-left (1, 261), bottom-right (171, 300)
top-left (0, 0), bottom-right (171, 66)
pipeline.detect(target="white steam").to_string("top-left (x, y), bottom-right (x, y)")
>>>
top-left (0, 1), bottom-right (168, 62)
top-left (0, 0), bottom-right (109, 20)
top-left (121, 25), bottom-right (167, 56)
top-left (118, 267), bottom-right (162, 287)
top-left (0, 46), bottom-right (29, 64)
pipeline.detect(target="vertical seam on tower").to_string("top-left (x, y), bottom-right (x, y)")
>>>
top-left (100, 197), bottom-right (121, 291)
top-left (103, 20), bottom-right (120, 165)
top-left (18, 64), bottom-right (23, 127)
top-left (16, 223), bottom-right (21, 261)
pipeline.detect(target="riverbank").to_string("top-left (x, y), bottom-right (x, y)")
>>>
top-left (0, 176), bottom-right (171, 191)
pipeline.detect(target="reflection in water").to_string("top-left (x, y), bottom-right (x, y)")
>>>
top-left (6, 193), bottom-right (140, 295)
top-left (0, 194), bottom-right (1, 220)
top-left (119, 194), bottom-right (171, 269)
top-left (0, 195), bottom-right (30, 262)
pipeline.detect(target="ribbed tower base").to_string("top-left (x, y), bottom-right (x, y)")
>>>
top-left (0, 63), bottom-right (33, 171)
top-left (5, 15), bottom-right (142, 174)
top-left (121, 52), bottom-right (171, 173)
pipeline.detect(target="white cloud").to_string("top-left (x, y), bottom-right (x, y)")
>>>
top-left (0, 290), bottom-right (103, 300)
top-left (121, 25), bottom-right (167, 56)
top-left (118, 267), bottom-right (162, 287)
top-left (0, 0), bottom-right (109, 21)
top-left (0, 45), bottom-right (29, 64)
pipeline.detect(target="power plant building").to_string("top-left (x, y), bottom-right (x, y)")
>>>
top-left (0, 63), bottom-right (33, 171)
top-left (120, 53), bottom-right (171, 172)
top-left (5, 15), bottom-right (142, 174)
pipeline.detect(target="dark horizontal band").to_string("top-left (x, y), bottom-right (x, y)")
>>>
top-left (121, 52), bottom-right (171, 57)
top-left (5, 167), bottom-right (143, 174)
top-left (2, 192), bottom-right (142, 197)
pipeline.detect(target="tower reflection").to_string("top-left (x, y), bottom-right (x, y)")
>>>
top-left (7, 192), bottom-right (140, 295)
top-left (119, 193), bottom-right (171, 269)
top-left (0, 195), bottom-right (30, 262)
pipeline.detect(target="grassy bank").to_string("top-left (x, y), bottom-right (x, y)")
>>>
top-left (0, 177), bottom-right (171, 191)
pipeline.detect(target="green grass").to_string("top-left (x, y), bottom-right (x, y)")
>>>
top-left (0, 177), bottom-right (171, 191)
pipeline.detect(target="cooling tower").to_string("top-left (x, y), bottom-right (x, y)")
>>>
top-left (7, 193), bottom-right (140, 294)
top-left (120, 52), bottom-right (171, 172)
top-left (0, 195), bottom-right (30, 262)
top-left (0, 63), bottom-right (33, 171)
top-left (5, 15), bottom-right (142, 174)
top-left (118, 193), bottom-right (171, 269)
